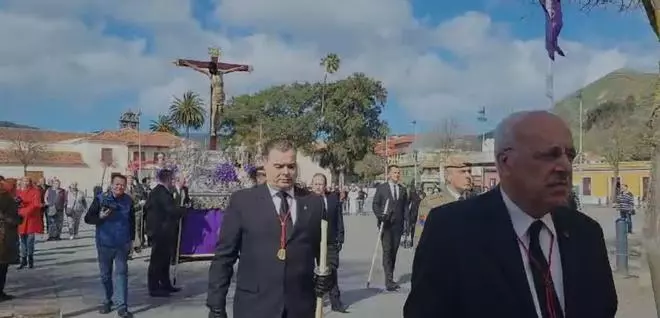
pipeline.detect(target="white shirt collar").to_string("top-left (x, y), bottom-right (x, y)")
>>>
top-left (500, 189), bottom-right (556, 239)
top-left (267, 184), bottom-right (295, 199)
top-left (446, 186), bottom-right (461, 200)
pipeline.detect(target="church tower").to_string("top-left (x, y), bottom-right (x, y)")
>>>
top-left (119, 109), bottom-right (139, 129)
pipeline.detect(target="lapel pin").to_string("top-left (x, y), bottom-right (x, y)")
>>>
top-left (304, 205), bottom-right (308, 210)
top-left (563, 231), bottom-right (569, 238)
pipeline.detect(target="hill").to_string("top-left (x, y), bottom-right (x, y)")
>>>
top-left (0, 121), bottom-right (38, 129)
top-left (553, 69), bottom-right (657, 154)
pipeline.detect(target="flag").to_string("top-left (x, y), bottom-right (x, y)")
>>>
top-left (642, 0), bottom-right (660, 41)
top-left (539, 0), bottom-right (565, 60)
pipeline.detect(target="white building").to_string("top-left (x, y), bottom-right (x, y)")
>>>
top-left (0, 126), bottom-right (183, 196)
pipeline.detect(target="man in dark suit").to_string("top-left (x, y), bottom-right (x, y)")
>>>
top-left (372, 165), bottom-right (408, 291)
top-left (404, 111), bottom-right (617, 318)
top-left (144, 169), bottom-right (183, 297)
top-left (172, 177), bottom-right (190, 207)
top-left (310, 173), bottom-right (347, 313)
top-left (207, 139), bottom-right (336, 318)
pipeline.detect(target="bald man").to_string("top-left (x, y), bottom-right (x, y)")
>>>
top-left (404, 111), bottom-right (617, 318)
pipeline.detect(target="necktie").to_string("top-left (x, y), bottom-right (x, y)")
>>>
top-left (276, 191), bottom-right (294, 230)
top-left (528, 220), bottom-right (563, 318)
top-left (392, 185), bottom-right (398, 200)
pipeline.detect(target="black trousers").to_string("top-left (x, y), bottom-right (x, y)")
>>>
top-left (380, 220), bottom-right (403, 284)
top-left (329, 269), bottom-right (342, 307)
top-left (148, 232), bottom-right (174, 291)
top-left (0, 264), bottom-right (8, 293)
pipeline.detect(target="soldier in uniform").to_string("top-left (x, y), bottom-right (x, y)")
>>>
top-left (413, 155), bottom-right (473, 247)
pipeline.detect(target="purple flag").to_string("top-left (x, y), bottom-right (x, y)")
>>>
top-left (540, 0), bottom-right (565, 60)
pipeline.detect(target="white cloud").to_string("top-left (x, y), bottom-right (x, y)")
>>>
top-left (0, 0), bottom-right (657, 130)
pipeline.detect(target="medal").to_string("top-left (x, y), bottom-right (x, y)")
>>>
top-left (277, 248), bottom-right (286, 261)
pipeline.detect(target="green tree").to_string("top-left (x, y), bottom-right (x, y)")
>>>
top-left (169, 91), bottom-right (206, 138)
top-left (583, 96), bottom-right (639, 201)
top-left (314, 73), bottom-right (389, 181)
top-left (354, 153), bottom-right (386, 181)
top-left (222, 83), bottom-right (321, 155)
top-left (149, 115), bottom-right (179, 135)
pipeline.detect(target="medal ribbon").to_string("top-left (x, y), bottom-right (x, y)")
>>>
top-left (278, 208), bottom-right (291, 252)
top-left (517, 232), bottom-right (558, 318)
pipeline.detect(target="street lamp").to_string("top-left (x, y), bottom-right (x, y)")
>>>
top-left (137, 110), bottom-right (142, 178)
top-left (412, 120), bottom-right (418, 188)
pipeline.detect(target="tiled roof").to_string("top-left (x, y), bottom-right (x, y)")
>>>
top-left (85, 129), bottom-right (182, 147)
top-left (0, 150), bottom-right (87, 167)
top-left (0, 127), bottom-right (88, 143)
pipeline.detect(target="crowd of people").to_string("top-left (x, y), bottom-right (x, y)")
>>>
top-left (0, 110), bottom-right (626, 318)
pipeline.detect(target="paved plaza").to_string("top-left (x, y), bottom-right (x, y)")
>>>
top-left (0, 206), bottom-right (657, 317)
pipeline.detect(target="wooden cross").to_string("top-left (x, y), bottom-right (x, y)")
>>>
top-left (173, 47), bottom-right (252, 150)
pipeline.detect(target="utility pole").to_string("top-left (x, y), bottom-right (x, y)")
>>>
top-left (477, 107), bottom-right (487, 151)
top-left (412, 120), bottom-right (418, 188)
top-left (578, 90), bottom-right (584, 166)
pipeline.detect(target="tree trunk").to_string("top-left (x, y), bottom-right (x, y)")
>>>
top-left (644, 146), bottom-right (660, 316)
top-left (23, 165), bottom-right (27, 176)
top-left (186, 126), bottom-right (190, 138)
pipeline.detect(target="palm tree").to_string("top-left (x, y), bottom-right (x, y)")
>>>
top-left (169, 91), bottom-right (206, 138)
top-left (320, 53), bottom-right (341, 114)
top-left (149, 115), bottom-right (179, 135)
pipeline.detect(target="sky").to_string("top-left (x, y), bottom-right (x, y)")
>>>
top-left (0, 0), bottom-right (657, 136)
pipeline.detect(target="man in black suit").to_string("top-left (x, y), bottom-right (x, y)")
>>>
top-left (207, 139), bottom-right (336, 318)
top-left (372, 165), bottom-right (408, 291)
top-left (172, 177), bottom-right (190, 207)
top-left (144, 169), bottom-right (183, 297)
top-left (404, 111), bottom-right (617, 318)
top-left (310, 173), bottom-right (347, 313)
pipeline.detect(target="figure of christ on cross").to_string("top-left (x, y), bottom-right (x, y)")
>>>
top-left (173, 49), bottom-right (252, 150)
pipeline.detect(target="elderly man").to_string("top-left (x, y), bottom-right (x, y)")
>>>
top-left (404, 111), bottom-right (617, 318)
top-left (412, 155), bottom-right (472, 247)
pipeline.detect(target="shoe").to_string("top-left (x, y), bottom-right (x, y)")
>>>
top-left (17, 257), bottom-right (26, 270)
top-left (98, 302), bottom-right (113, 314)
top-left (27, 256), bottom-right (34, 269)
top-left (0, 292), bottom-right (15, 302)
top-left (149, 290), bottom-right (170, 297)
top-left (70, 236), bottom-right (75, 240)
top-left (331, 303), bottom-right (349, 313)
top-left (164, 286), bottom-right (181, 293)
top-left (117, 309), bottom-right (134, 318)
top-left (385, 282), bottom-right (400, 291)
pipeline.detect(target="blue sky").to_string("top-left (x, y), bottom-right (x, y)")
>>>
top-left (0, 0), bottom-right (656, 136)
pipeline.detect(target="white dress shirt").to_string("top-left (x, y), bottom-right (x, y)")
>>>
top-left (501, 190), bottom-right (565, 317)
top-left (267, 185), bottom-right (297, 224)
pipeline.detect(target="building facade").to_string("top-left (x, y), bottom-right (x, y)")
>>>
top-left (573, 161), bottom-right (651, 205)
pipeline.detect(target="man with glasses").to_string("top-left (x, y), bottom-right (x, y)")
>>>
top-left (85, 175), bottom-right (135, 318)
top-left (405, 111), bottom-right (617, 318)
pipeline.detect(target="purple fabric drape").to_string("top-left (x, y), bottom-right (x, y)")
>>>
top-left (540, 0), bottom-right (565, 60)
top-left (179, 208), bottom-right (224, 256)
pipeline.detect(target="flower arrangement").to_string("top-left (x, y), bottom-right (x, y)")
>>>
top-left (243, 163), bottom-right (256, 175)
top-left (215, 162), bottom-right (238, 183)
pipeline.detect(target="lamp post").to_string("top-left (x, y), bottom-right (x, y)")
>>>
top-left (477, 107), bottom-right (487, 151)
top-left (137, 110), bottom-right (142, 178)
top-left (578, 90), bottom-right (583, 166)
top-left (412, 120), bottom-right (418, 188)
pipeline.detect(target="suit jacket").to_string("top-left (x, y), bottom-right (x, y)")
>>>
top-left (172, 186), bottom-right (190, 207)
top-left (324, 192), bottom-right (345, 245)
top-left (207, 184), bottom-right (338, 318)
top-left (403, 187), bottom-right (617, 318)
top-left (372, 182), bottom-right (408, 225)
top-left (144, 184), bottom-right (183, 238)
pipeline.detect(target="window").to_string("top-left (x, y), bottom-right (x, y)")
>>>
top-left (132, 151), bottom-right (145, 162)
top-left (100, 148), bottom-right (113, 165)
top-left (582, 177), bottom-right (592, 196)
top-left (153, 152), bottom-right (161, 162)
top-left (643, 177), bottom-right (650, 201)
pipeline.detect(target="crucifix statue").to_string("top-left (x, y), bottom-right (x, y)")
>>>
top-left (173, 47), bottom-right (253, 150)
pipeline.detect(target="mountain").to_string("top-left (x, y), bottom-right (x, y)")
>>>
top-left (553, 69), bottom-right (657, 153)
top-left (0, 121), bottom-right (39, 129)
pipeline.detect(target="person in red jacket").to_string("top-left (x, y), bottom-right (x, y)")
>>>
top-left (16, 177), bottom-right (44, 269)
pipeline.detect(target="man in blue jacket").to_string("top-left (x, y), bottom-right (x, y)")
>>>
top-left (85, 174), bottom-right (135, 318)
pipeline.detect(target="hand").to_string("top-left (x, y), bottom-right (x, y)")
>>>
top-left (99, 207), bottom-right (112, 219)
top-left (139, 200), bottom-right (146, 206)
top-left (208, 308), bottom-right (228, 318)
top-left (313, 271), bottom-right (334, 297)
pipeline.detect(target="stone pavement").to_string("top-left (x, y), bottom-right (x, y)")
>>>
top-left (0, 207), bottom-right (657, 317)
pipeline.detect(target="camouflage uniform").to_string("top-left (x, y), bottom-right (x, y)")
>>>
top-left (413, 155), bottom-right (471, 247)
